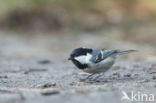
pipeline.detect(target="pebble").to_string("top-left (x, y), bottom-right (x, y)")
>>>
top-left (124, 73), bottom-right (131, 77)
top-left (41, 90), bottom-right (60, 96)
top-left (0, 75), bottom-right (8, 78)
top-left (38, 60), bottom-right (52, 65)
top-left (152, 75), bottom-right (156, 80)
top-left (41, 83), bottom-right (56, 89)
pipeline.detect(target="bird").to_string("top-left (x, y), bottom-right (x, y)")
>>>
top-left (68, 47), bottom-right (136, 81)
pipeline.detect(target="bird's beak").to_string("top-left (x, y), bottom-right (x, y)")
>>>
top-left (68, 57), bottom-right (72, 60)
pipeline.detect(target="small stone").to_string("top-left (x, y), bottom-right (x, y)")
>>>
top-left (112, 72), bottom-right (120, 78)
top-left (0, 75), bottom-right (8, 78)
top-left (41, 90), bottom-right (60, 96)
top-left (134, 74), bottom-right (139, 77)
top-left (112, 72), bottom-right (120, 76)
top-left (41, 83), bottom-right (56, 89)
top-left (4, 75), bottom-right (8, 78)
top-left (153, 76), bottom-right (156, 80)
top-left (124, 73), bottom-right (131, 77)
top-left (38, 60), bottom-right (51, 65)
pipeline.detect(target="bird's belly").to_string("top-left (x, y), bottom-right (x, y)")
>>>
top-left (84, 57), bottom-right (115, 73)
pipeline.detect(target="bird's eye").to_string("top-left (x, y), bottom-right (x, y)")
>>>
top-left (71, 54), bottom-right (75, 57)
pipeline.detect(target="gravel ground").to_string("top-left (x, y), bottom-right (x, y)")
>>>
top-left (0, 32), bottom-right (156, 103)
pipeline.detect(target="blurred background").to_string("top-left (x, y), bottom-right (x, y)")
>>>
top-left (0, 0), bottom-right (156, 61)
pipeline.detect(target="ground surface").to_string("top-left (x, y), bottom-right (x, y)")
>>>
top-left (0, 32), bottom-right (156, 103)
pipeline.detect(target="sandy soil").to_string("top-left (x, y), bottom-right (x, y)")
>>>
top-left (0, 32), bottom-right (156, 103)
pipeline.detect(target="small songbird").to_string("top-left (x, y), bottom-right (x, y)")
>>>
top-left (68, 47), bottom-right (136, 81)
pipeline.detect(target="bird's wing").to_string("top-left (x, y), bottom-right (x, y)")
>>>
top-left (90, 49), bottom-right (118, 63)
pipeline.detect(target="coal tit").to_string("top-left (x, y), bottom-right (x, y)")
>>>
top-left (68, 47), bottom-right (136, 81)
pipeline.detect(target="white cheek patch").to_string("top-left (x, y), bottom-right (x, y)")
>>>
top-left (75, 55), bottom-right (86, 64)
top-left (86, 53), bottom-right (92, 63)
top-left (74, 53), bottom-right (92, 64)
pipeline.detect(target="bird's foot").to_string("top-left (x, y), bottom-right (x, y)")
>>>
top-left (80, 75), bottom-right (102, 82)
top-left (90, 75), bottom-right (102, 81)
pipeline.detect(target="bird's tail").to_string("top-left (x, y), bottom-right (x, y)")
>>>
top-left (117, 50), bottom-right (137, 56)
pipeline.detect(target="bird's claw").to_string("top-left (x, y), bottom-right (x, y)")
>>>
top-left (80, 76), bottom-right (101, 82)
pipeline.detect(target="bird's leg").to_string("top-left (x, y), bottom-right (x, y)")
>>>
top-left (86, 73), bottom-right (96, 79)
top-left (80, 73), bottom-right (96, 81)
top-left (91, 72), bottom-right (104, 81)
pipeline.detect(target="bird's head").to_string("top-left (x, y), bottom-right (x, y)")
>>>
top-left (68, 47), bottom-right (92, 69)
